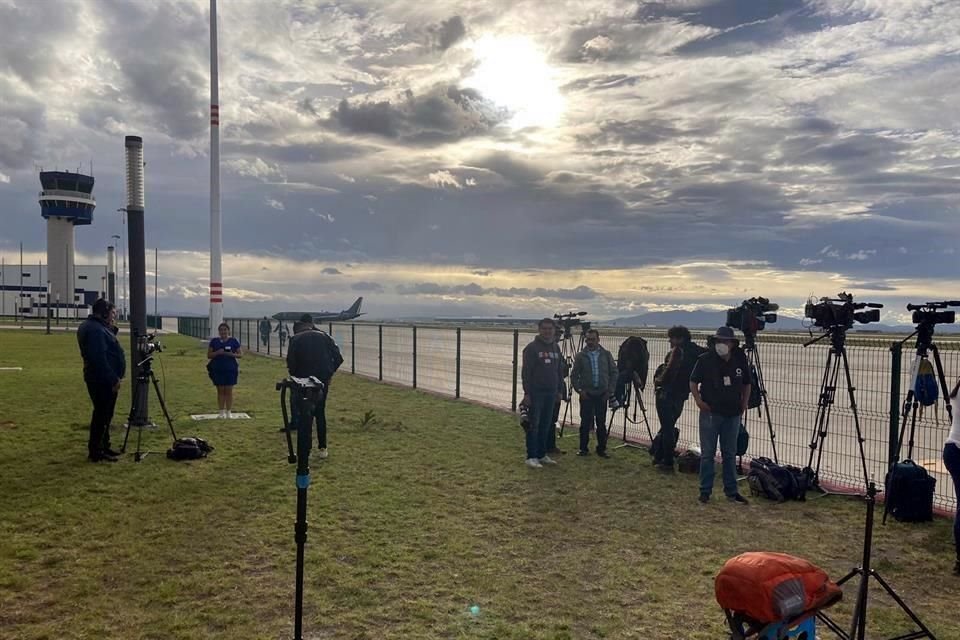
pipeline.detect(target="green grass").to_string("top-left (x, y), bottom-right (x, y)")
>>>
top-left (0, 331), bottom-right (955, 639)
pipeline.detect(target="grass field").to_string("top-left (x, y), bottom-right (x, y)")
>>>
top-left (0, 331), bottom-right (955, 639)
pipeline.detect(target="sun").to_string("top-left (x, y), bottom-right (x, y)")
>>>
top-left (463, 35), bottom-right (565, 130)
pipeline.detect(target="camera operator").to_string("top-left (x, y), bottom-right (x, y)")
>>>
top-left (652, 326), bottom-right (701, 472)
top-left (286, 314), bottom-right (343, 459)
top-left (944, 378), bottom-right (960, 575)
top-left (521, 318), bottom-right (564, 468)
top-left (76, 299), bottom-right (126, 462)
top-left (689, 326), bottom-right (750, 504)
top-left (571, 329), bottom-right (617, 457)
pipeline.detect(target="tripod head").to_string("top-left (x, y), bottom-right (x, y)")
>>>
top-left (134, 332), bottom-right (163, 370)
top-left (901, 301), bottom-right (959, 355)
top-left (276, 376), bottom-right (326, 464)
top-left (552, 311), bottom-right (589, 341)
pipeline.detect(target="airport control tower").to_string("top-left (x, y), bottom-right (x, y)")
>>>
top-left (39, 170), bottom-right (95, 307)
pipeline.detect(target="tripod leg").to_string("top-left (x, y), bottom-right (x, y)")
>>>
top-left (870, 571), bottom-right (939, 639)
top-left (809, 351), bottom-right (842, 486)
top-left (752, 348), bottom-right (779, 464)
top-left (807, 348), bottom-right (835, 476)
top-left (840, 349), bottom-right (871, 489)
top-left (932, 344), bottom-right (952, 424)
top-left (150, 371), bottom-right (179, 441)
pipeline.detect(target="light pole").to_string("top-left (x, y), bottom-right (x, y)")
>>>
top-left (114, 212), bottom-right (128, 321)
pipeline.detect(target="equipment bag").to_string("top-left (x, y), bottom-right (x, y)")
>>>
top-left (617, 336), bottom-right (650, 389)
top-left (914, 359), bottom-right (938, 407)
top-left (750, 457), bottom-right (806, 502)
top-left (884, 459), bottom-right (935, 522)
top-left (747, 364), bottom-right (762, 410)
top-left (716, 552), bottom-right (842, 625)
top-left (677, 450), bottom-right (700, 473)
top-left (737, 423), bottom-right (750, 457)
top-left (166, 437), bottom-right (214, 461)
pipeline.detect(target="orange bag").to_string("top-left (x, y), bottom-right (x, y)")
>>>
top-left (716, 552), bottom-right (842, 624)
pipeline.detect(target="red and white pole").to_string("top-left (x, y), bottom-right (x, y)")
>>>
top-left (209, 0), bottom-right (223, 336)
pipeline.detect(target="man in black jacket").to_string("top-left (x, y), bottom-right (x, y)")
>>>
top-left (286, 314), bottom-right (343, 459)
top-left (521, 318), bottom-right (564, 468)
top-left (77, 299), bottom-right (126, 462)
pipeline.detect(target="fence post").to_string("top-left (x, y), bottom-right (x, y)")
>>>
top-left (351, 324), bottom-right (356, 375)
top-left (511, 329), bottom-right (519, 412)
top-left (279, 323), bottom-right (284, 359)
top-left (888, 341), bottom-right (903, 469)
top-left (455, 327), bottom-right (461, 399)
top-left (412, 326), bottom-right (418, 389)
top-left (378, 324), bottom-right (383, 381)
top-left (267, 321), bottom-right (271, 355)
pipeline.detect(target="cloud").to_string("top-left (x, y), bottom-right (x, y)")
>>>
top-left (395, 282), bottom-right (599, 300)
top-left (427, 16), bottom-right (466, 51)
top-left (352, 281), bottom-right (384, 293)
top-left (0, 171), bottom-right (10, 184)
top-left (226, 158), bottom-right (285, 181)
top-left (799, 258), bottom-right (822, 266)
top-left (471, 269), bottom-right (492, 276)
top-left (321, 267), bottom-right (342, 275)
top-left (428, 170), bottom-right (461, 189)
top-left (327, 85), bottom-right (508, 144)
top-left (846, 249), bottom-right (876, 261)
top-left (265, 198), bottom-right (285, 210)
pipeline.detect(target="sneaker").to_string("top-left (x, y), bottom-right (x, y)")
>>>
top-left (218, 410), bottom-right (226, 418)
top-left (318, 448), bottom-right (329, 459)
top-left (576, 449), bottom-right (590, 456)
top-left (727, 493), bottom-right (749, 505)
top-left (226, 410), bottom-right (233, 419)
top-left (539, 455), bottom-right (558, 465)
top-left (698, 493), bottom-right (710, 504)
top-left (596, 450), bottom-right (610, 459)
top-left (526, 458), bottom-right (543, 469)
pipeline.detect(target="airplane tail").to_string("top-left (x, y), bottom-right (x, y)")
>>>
top-left (346, 297), bottom-right (363, 316)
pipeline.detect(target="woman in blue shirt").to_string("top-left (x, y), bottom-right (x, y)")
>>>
top-left (207, 322), bottom-right (242, 418)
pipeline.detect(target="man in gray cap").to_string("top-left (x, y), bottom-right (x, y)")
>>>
top-left (689, 326), bottom-right (751, 504)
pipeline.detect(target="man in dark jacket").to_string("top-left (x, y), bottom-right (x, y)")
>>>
top-left (652, 326), bottom-right (701, 472)
top-left (286, 314), bottom-right (343, 459)
top-left (690, 326), bottom-right (751, 505)
top-left (521, 318), bottom-right (564, 468)
top-left (571, 329), bottom-right (617, 457)
top-left (77, 299), bottom-right (126, 462)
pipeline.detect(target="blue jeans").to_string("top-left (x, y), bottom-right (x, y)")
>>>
top-left (943, 443), bottom-right (960, 561)
top-left (699, 411), bottom-right (740, 497)
top-left (526, 391), bottom-right (557, 460)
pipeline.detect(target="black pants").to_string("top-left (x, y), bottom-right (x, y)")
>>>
top-left (546, 398), bottom-right (561, 451)
top-left (291, 391), bottom-right (328, 449)
top-left (579, 394), bottom-right (608, 453)
top-left (655, 394), bottom-right (685, 465)
top-left (86, 381), bottom-right (118, 456)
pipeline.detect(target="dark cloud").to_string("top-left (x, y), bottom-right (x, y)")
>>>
top-left (328, 85), bottom-right (508, 144)
top-left (322, 267), bottom-right (342, 275)
top-left (396, 282), bottom-right (599, 300)
top-left (848, 281), bottom-right (898, 291)
top-left (428, 16), bottom-right (466, 51)
top-left (0, 79), bottom-right (45, 170)
top-left (471, 270), bottom-right (492, 276)
top-left (222, 140), bottom-right (372, 165)
top-left (352, 281), bottom-right (385, 293)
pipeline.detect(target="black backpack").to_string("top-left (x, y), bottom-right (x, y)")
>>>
top-left (749, 457), bottom-right (807, 502)
top-left (617, 337), bottom-right (650, 389)
top-left (166, 437), bottom-right (214, 461)
top-left (747, 364), bottom-right (762, 410)
top-left (884, 460), bottom-right (935, 522)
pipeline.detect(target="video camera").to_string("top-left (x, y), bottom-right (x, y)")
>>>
top-left (804, 292), bottom-right (882, 330)
top-left (907, 300), bottom-right (960, 326)
top-left (726, 297), bottom-right (778, 335)
top-left (276, 375), bottom-right (325, 397)
top-left (553, 311), bottom-right (589, 340)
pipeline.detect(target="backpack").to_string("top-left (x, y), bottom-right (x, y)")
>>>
top-left (749, 457), bottom-right (807, 502)
top-left (737, 423), bottom-right (749, 457)
top-left (914, 359), bottom-right (938, 407)
top-left (617, 337), bottom-right (649, 389)
top-left (677, 450), bottom-right (700, 473)
top-left (166, 437), bottom-right (214, 461)
top-left (884, 460), bottom-right (935, 522)
top-left (747, 364), bottom-right (762, 410)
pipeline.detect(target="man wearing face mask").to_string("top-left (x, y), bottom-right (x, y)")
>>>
top-left (689, 326), bottom-right (751, 504)
top-left (571, 329), bottom-right (618, 457)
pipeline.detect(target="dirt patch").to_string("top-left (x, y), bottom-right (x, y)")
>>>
top-left (0, 420), bottom-right (16, 429)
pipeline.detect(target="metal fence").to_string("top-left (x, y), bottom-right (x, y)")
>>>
top-left (176, 318), bottom-right (959, 511)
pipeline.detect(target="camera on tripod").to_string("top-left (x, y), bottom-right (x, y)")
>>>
top-left (907, 300), bottom-right (960, 326)
top-left (137, 332), bottom-right (163, 358)
top-left (726, 297), bottom-right (778, 335)
top-left (804, 292), bottom-right (882, 329)
top-left (552, 311), bottom-right (589, 340)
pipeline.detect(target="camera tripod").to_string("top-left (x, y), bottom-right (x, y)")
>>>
top-left (612, 378), bottom-right (654, 449)
top-left (121, 353), bottom-right (178, 462)
top-left (556, 325), bottom-right (587, 435)
top-left (802, 326), bottom-right (870, 495)
top-left (277, 376), bottom-right (326, 640)
top-left (741, 331), bottom-right (779, 466)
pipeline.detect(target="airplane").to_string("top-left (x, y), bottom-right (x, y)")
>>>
top-left (271, 297), bottom-right (365, 323)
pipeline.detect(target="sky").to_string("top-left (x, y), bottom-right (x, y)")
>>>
top-left (0, 0), bottom-right (958, 322)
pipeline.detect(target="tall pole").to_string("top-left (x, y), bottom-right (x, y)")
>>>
top-left (125, 135), bottom-right (149, 423)
top-left (19, 242), bottom-right (23, 327)
top-left (154, 247), bottom-right (158, 327)
top-left (208, 0), bottom-right (224, 337)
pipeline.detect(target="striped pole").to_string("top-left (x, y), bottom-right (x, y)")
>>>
top-left (208, 0), bottom-right (223, 336)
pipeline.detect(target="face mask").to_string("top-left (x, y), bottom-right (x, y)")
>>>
top-left (715, 343), bottom-right (730, 357)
